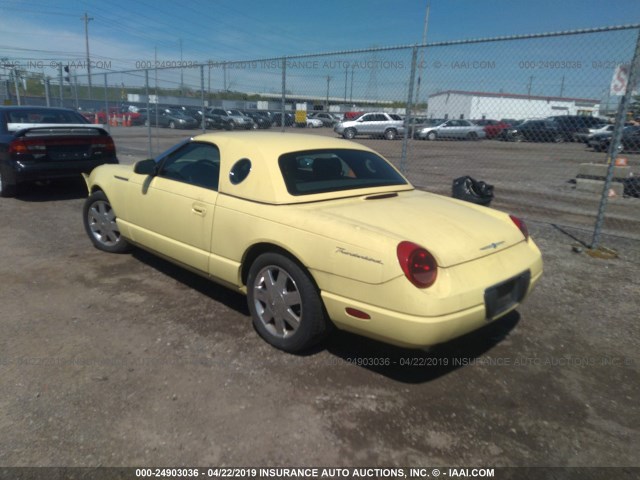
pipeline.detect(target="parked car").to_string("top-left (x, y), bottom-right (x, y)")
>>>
top-left (308, 112), bottom-right (341, 127)
top-left (547, 115), bottom-right (608, 142)
top-left (415, 119), bottom-right (486, 141)
top-left (588, 125), bottom-right (640, 152)
top-left (0, 106), bottom-right (118, 197)
top-left (334, 112), bottom-right (405, 140)
top-left (180, 107), bottom-right (233, 130)
top-left (405, 117), bottom-right (432, 137)
top-left (472, 119), bottom-right (512, 139)
top-left (302, 116), bottom-right (324, 128)
top-left (242, 111), bottom-right (272, 129)
top-left (82, 131), bottom-right (542, 352)
top-left (142, 108), bottom-right (198, 129)
top-left (500, 119), bottom-right (564, 143)
top-left (270, 112), bottom-right (295, 127)
top-left (343, 111), bottom-right (365, 120)
top-left (209, 108), bottom-right (253, 130)
top-left (575, 123), bottom-right (614, 143)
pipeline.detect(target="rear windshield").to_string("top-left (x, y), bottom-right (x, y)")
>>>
top-left (4, 108), bottom-right (89, 124)
top-left (279, 148), bottom-right (408, 196)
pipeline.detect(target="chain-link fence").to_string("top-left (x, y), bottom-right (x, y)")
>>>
top-left (3, 24), bottom-right (639, 246)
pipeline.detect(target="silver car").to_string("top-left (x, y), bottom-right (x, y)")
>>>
top-left (416, 119), bottom-right (486, 140)
top-left (210, 108), bottom-right (254, 130)
top-left (334, 112), bottom-right (405, 140)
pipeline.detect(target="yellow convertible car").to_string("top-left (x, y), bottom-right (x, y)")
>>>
top-left (82, 132), bottom-right (542, 352)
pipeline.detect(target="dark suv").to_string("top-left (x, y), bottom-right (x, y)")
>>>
top-left (547, 115), bottom-right (607, 142)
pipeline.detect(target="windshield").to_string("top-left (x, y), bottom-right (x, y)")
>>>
top-left (279, 148), bottom-right (408, 196)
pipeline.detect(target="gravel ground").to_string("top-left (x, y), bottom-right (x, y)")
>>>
top-left (0, 128), bottom-right (638, 475)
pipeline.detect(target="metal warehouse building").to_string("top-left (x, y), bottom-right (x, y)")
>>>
top-left (426, 90), bottom-right (601, 121)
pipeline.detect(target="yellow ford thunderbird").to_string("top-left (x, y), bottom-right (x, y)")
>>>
top-left (82, 132), bottom-right (542, 352)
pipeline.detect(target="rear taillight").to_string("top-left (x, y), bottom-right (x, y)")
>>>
top-left (9, 135), bottom-right (115, 155)
top-left (8, 138), bottom-right (46, 155)
top-left (397, 241), bottom-right (438, 288)
top-left (90, 136), bottom-right (116, 154)
top-left (510, 215), bottom-right (529, 240)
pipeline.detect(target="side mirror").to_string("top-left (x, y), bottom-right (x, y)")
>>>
top-left (134, 159), bottom-right (158, 176)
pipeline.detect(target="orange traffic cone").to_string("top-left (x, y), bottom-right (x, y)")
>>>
top-left (126, 115), bottom-right (131, 127)
top-left (94, 113), bottom-right (99, 124)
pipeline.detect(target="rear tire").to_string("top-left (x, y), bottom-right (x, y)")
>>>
top-left (343, 128), bottom-right (356, 140)
top-left (384, 129), bottom-right (397, 140)
top-left (247, 253), bottom-right (330, 352)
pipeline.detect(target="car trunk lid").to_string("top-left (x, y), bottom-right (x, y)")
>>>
top-left (310, 190), bottom-right (526, 268)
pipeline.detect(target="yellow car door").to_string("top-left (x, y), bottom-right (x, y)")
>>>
top-left (126, 142), bottom-right (220, 273)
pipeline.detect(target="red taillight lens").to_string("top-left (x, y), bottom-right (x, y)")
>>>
top-left (8, 138), bottom-right (45, 155)
top-left (397, 241), bottom-right (438, 288)
top-left (510, 215), bottom-right (529, 240)
top-left (89, 136), bottom-right (116, 154)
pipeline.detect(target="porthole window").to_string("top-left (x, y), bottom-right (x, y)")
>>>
top-left (229, 158), bottom-right (251, 185)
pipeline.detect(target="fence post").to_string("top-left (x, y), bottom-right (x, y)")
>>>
top-left (200, 64), bottom-right (206, 133)
top-left (281, 57), bottom-right (286, 131)
top-left (44, 77), bottom-right (50, 107)
top-left (104, 73), bottom-right (110, 134)
top-left (591, 28), bottom-right (640, 249)
top-left (400, 46), bottom-right (418, 174)
top-left (58, 63), bottom-right (64, 107)
top-left (12, 69), bottom-right (21, 106)
top-left (145, 69), bottom-right (152, 159)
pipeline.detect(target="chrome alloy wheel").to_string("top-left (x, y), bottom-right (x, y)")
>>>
top-left (87, 200), bottom-right (121, 247)
top-left (252, 265), bottom-right (303, 339)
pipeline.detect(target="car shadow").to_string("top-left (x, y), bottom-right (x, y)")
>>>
top-left (323, 312), bottom-right (521, 384)
top-left (130, 249), bottom-right (249, 315)
top-left (14, 178), bottom-right (87, 202)
top-left (126, 247), bottom-right (519, 384)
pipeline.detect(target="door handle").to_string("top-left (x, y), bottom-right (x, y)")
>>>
top-left (192, 203), bottom-right (206, 216)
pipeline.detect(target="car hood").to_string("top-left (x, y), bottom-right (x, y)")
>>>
top-left (293, 189), bottom-right (526, 268)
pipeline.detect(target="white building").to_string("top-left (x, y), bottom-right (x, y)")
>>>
top-left (427, 90), bottom-right (600, 121)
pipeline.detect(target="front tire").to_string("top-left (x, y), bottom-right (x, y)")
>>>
top-left (427, 131), bottom-right (437, 141)
top-left (83, 191), bottom-right (131, 253)
top-left (247, 253), bottom-right (329, 352)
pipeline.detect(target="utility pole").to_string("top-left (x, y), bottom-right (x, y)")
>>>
top-left (559, 75), bottom-right (565, 97)
top-left (82, 12), bottom-right (94, 99)
top-left (527, 76), bottom-right (534, 97)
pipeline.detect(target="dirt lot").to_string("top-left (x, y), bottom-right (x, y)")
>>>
top-left (0, 127), bottom-right (638, 473)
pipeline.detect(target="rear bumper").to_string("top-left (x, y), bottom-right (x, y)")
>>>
top-left (322, 268), bottom-right (542, 349)
top-left (8, 158), bottom-right (118, 184)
